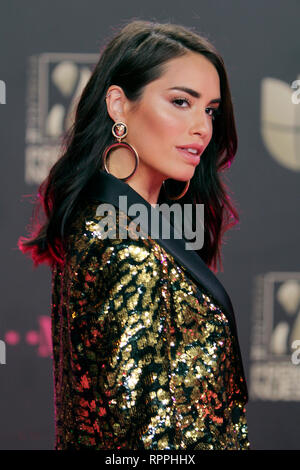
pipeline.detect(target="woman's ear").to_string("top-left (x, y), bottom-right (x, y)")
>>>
top-left (105, 86), bottom-right (127, 122)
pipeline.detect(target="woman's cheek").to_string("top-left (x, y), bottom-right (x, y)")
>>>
top-left (159, 116), bottom-right (186, 140)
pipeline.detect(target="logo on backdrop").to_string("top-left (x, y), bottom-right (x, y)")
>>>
top-left (249, 272), bottom-right (300, 401)
top-left (260, 75), bottom-right (300, 171)
top-left (25, 53), bottom-right (99, 185)
top-left (4, 315), bottom-right (52, 359)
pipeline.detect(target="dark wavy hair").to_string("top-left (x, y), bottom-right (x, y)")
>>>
top-left (18, 19), bottom-right (239, 273)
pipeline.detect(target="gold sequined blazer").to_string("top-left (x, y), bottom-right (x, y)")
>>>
top-left (51, 169), bottom-right (250, 450)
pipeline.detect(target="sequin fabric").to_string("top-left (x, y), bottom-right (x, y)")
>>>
top-left (51, 202), bottom-right (250, 450)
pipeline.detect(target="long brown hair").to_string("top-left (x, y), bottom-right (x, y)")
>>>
top-left (18, 20), bottom-right (239, 273)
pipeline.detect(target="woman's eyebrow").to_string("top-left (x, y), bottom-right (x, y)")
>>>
top-left (167, 86), bottom-right (221, 104)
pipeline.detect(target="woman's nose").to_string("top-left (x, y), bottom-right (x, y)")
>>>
top-left (189, 110), bottom-right (211, 138)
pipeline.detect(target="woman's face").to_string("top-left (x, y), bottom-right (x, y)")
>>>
top-left (123, 51), bottom-right (221, 184)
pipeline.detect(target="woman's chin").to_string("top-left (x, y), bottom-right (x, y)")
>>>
top-left (165, 166), bottom-right (197, 182)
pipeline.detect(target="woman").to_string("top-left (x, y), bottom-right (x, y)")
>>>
top-left (19, 20), bottom-right (250, 450)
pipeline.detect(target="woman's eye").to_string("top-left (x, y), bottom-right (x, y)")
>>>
top-left (206, 107), bottom-right (221, 120)
top-left (172, 97), bottom-right (191, 108)
top-left (172, 98), bottom-right (221, 120)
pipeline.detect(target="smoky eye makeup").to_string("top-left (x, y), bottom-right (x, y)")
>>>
top-left (171, 96), bottom-right (192, 107)
top-left (171, 97), bottom-right (221, 119)
top-left (167, 90), bottom-right (222, 118)
top-left (206, 107), bottom-right (222, 120)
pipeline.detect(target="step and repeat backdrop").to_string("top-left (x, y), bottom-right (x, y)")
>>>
top-left (0, 0), bottom-right (299, 450)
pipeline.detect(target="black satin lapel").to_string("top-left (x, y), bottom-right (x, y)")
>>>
top-left (86, 169), bottom-right (248, 400)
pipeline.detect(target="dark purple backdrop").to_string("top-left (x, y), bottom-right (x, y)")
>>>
top-left (0, 0), bottom-right (299, 450)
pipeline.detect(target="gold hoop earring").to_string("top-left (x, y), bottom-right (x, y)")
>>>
top-left (102, 121), bottom-right (139, 181)
top-left (163, 179), bottom-right (190, 200)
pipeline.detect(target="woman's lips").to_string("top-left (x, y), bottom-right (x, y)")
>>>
top-left (176, 147), bottom-right (201, 165)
